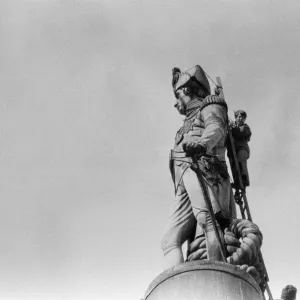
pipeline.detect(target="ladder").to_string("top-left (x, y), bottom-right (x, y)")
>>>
top-left (216, 77), bottom-right (274, 300)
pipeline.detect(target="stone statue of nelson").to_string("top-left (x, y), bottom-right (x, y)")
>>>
top-left (161, 65), bottom-right (236, 269)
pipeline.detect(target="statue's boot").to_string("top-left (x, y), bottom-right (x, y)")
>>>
top-left (203, 224), bottom-right (225, 262)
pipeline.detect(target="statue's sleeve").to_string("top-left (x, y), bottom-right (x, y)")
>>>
top-left (198, 102), bottom-right (227, 152)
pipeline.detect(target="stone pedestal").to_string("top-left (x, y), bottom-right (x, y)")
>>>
top-left (145, 261), bottom-right (264, 300)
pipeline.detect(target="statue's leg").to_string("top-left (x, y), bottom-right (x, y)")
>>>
top-left (182, 167), bottom-right (224, 261)
top-left (161, 182), bottom-right (196, 269)
top-left (204, 216), bottom-right (224, 261)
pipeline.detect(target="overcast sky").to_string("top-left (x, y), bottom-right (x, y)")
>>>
top-left (0, 0), bottom-right (300, 299)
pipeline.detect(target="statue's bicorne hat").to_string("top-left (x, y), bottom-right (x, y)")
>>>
top-left (172, 65), bottom-right (211, 96)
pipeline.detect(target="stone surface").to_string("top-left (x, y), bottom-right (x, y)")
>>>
top-left (145, 261), bottom-right (264, 300)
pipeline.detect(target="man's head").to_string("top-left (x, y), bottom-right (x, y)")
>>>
top-left (281, 285), bottom-right (297, 300)
top-left (234, 110), bottom-right (247, 126)
top-left (172, 65), bottom-right (210, 115)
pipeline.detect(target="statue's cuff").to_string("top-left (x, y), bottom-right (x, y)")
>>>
top-left (198, 142), bottom-right (208, 152)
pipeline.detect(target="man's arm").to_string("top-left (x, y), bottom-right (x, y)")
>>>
top-left (232, 124), bottom-right (252, 141)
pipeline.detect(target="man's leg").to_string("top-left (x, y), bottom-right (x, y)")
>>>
top-left (161, 182), bottom-right (196, 269)
top-left (237, 150), bottom-right (250, 186)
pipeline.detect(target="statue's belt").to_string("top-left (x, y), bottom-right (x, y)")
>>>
top-left (170, 150), bottom-right (229, 179)
top-left (170, 150), bottom-right (224, 162)
top-left (170, 150), bottom-right (192, 163)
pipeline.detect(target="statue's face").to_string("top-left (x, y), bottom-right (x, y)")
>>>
top-left (236, 114), bottom-right (245, 126)
top-left (174, 89), bottom-right (190, 115)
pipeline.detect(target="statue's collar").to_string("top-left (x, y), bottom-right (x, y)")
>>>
top-left (185, 98), bottom-right (203, 118)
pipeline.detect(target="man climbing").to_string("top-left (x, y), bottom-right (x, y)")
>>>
top-left (229, 110), bottom-right (252, 188)
top-left (279, 285), bottom-right (297, 300)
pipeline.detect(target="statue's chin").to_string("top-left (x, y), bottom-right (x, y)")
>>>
top-left (178, 107), bottom-right (186, 115)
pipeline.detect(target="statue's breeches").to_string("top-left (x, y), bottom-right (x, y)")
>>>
top-left (161, 167), bottom-right (236, 255)
top-left (161, 182), bottom-right (197, 255)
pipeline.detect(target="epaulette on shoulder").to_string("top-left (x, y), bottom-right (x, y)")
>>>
top-left (200, 95), bottom-right (228, 111)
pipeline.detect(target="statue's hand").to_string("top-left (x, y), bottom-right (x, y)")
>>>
top-left (182, 142), bottom-right (206, 156)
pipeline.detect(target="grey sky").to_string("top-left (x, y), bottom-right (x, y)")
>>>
top-left (0, 0), bottom-right (300, 299)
